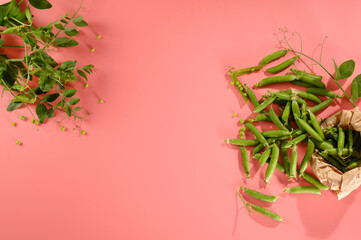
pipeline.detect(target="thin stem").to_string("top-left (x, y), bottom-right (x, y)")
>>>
top-left (237, 188), bottom-right (251, 213)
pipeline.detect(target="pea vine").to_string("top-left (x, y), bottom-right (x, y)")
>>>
top-left (0, 0), bottom-right (94, 124)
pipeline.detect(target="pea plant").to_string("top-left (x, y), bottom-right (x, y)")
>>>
top-left (226, 29), bottom-right (361, 222)
top-left (0, 0), bottom-right (94, 124)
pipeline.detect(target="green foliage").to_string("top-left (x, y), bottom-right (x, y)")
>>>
top-left (0, 0), bottom-right (94, 124)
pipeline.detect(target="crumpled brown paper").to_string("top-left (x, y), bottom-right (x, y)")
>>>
top-left (311, 108), bottom-right (361, 200)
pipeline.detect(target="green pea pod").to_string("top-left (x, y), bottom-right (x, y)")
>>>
top-left (260, 49), bottom-right (289, 65)
top-left (240, 187), bottom-right (278, 202)
top-left (295, 117), bottom-right (324, 142)
top-left (290, 68), bottom-right (323, 81)
top-left (280, 141), bottom-right (291, 175)
top-left (281, 101), bottom-right (291, 124)
top-left (231, 65), bottom-right (264, 76)
top-left (306, 88), bottom-right (342, 98)
top-left (310, 98), bottom-right (333, 113)
top-left (301, 172), bottom-right (329, 190)
top-left (294, 90), bottom-right (322, 104)
top-left (269, 106), bottom-right (288, 131)
top-left (253, 96), bottom-right (277, 113)
top-left (266, 56), bottom-right (299, 74)
top-left (253, 142), bottom-right (266, 156)
top-left (290, 80), bottom-right (315, 88)
top-left (227, 139), bottom-right (260, 146)
top-left (347, 160), bottom-right (361, 170)
top-left (289, 145), bottom-right (298, 179)
top-left (254, 114), bottom-right (272, 122)
top-left (348, 128), bottom-right (354, 151)
top-left (245, 122), bottom-right (268, 147)
top-left (284, 186), bottom-right (321, 195)
top-left (253, 153), bottom-right (261, 160)
top-left (249, 204), bottom-right (283, 221)
top-left (312, 138), bottom-right (335, 151)
top-left (284, 133), bottom-right (308, 148)
top-left (262, 130), bottom-right (291, 138)
top-left (274, 92), bottom-right (306, 105)
top-left (337, 126), bottom-right (345, 157)
top-left (245, 85), bottom-right (261, 111)
top-left (291, 99), bottom-right (301, 119)
top-left (240, 146), bottom-right (250, 178)
top-left (308, 110), bottom-right (325, 140)
top-left (299, 139), bottom-right (315, 177)
top-left (290, 68), bottom-right (325, 88)
top-left (259, 147), bottom-right (272, 167)
top-left (265, 144), bottom-right (280, 184)
top-left (258, 75), bottom-right (298, 87)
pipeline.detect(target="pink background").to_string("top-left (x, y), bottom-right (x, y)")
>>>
top-left (0, 0), bottom-right (361, 239)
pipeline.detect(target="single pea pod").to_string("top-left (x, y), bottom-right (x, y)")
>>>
top-left (259, 147), bottom-right (272, 167)
top-left (240, 146), bottom-right (250, 179)
top-left (306, 88), bottom-right (342, 98)
top-left (253, 96), bottom-right (277, 113)
top-left (299, 139), bottom-right (315, 177)
top-left (258, 75), bottom-right (298, 87)
top-left (231, 65), bottom-right (264, 76)
top-left (295, 117), bottom-right (324, 142)
top-left (291, 99), bottom-right (301, 119)
top-left (312, 138), bottom-right (335, 151)
top-left (245, 122), bottom-right (268, 147)
top-left (262, 130), bottom-right (291, 138)
top-left (265, 144), bottom-right (280, 184)
top-left (289, 145), bottom-right (298, 179)
top-left (284, 186), bottom-right (321, 195)
top-left (293, 90), bottom-right (322, 104)
top-left (245, 85), bottom-right (261, 111)
top-left (290, 80), bottom-right (315, 88)
top-left (254, 114), bottom-right (272, 122)
top-left (338, 127), bottom-right (345, 157)
top-left (240, 187), bottom-right (278, 202)
top-left (281, 101), bottom-right (291, 124)
top-left (310, 98), bottom-right (333, 113)
top-left (347, 160), bottom-right (361, 170)
top-left (269, 106), bottom-right (288, 131)
top-left (280, 141), bottom-right (291, 175)
top-left (301, 172), bottom-right (329, 190)
top-left (284, 133), bottom-right (308, 148)
top-left (348, 128), bottom-right (354, 151)
top-left (308, 110), bottom-right (325, 140)
top-left (266, 56), bottom-right (299, 74)
top-left (227, 139), bottom-right (260, 146)
top-left (260, 49), bottom-right (289, 65)
top-left (290, 68), bottom-right (325, 88)
top-left (248, 204), bottom-right (283, 222)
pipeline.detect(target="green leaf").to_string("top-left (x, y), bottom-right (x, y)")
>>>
top-left (53, 37), bottom-right (78, 48)
top-left (77, 70), bottom-right (87, 80)
top-left (65, 104), bottom-right (72, 117)
top-left (54, 22), bottom-right (64, 30)
top-left (64, 27), bottom-right (80, 37)
top-left (42, 93), bottom-right (59, 102)
top-left (333, 59), bottom-right (341, 80)
top-left (62, 89), bottom-right (76, 97)
top-left (36, 103), bottom-right (47, 123)
top-left (29, 50), bottom-right (58, 68)
top-left (69, 98), bottom-right (80, 105)
top-left (13, 94), bottom-right (36, 103)
top-left (1, 66), bottom-right (18, 88)
top-left (59, 60), bottom-right (76, 71)
top-left (339, 60), bottom-right (355, 80)
top-left (74, 107), bottom-right (83, 111)
top-left (73, 16), bottom-right (88, 27)
top-left (38, 71), bottom-right (54, 92)
top-left (11, 84), bottom-right (26, 92)
top-left (6, 100), bottom-right (22, 111)
top-left (351, 74), bottom-right (361, 102)
top-left (28, 0), bottom-right (52, 9)
top-left (60, 19), bottom-right (68, 24)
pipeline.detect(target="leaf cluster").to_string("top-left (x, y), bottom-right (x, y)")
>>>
top-left (0, 0), bottom-right (94, 123)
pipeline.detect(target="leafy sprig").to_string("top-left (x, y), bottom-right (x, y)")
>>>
top-left (0, 0), bottom-right (94, 124)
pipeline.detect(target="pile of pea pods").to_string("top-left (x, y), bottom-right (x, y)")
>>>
top-left (227, 49), bottom-right (361, 221)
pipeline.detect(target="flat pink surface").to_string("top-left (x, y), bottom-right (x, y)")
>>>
top-left (1, 0), bottom-right (361, 239)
